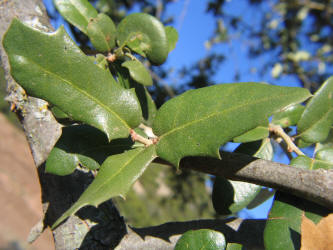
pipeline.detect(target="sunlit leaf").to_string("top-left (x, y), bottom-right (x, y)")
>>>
top-left (117, 13), bottom-right (169, 65)
top-left (315, 147), bottom-right (333, 163)
top-left (297, 76), bottom-right (333, 143)
top-left (87, 13), bottom-right (117, 52)
top-left (165, 26), bottom-right (178, 52)
top-left (233, 124), bottom-right (269, 143)
top-left (3, 19), bottom-right (141, 140)
top-left (54, 0), bottom-right (97, 34)
top-left (315, 128), bottom-right (333, 152)
top-left (122, 60), bottom-right (153, 86)
top-left (175, 229), bottom-right (226, 250)
top-left (52, 145), bottom-right (157, 228)
top-left (290, 155), bottom-right (333, 170)
top-left (153, 83), bottom-right (310, 167)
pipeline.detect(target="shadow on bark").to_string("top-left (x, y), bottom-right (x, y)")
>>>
top-left (38, 166), bottom-right (127, 249)
top-left (131, 218), bottom-right (266, 248)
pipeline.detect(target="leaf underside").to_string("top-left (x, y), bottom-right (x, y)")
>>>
top-left (52, 145), bottom-right (156, 228)
top-left (3, 19), bottom-right (141, 140)
top-left (212, 139), bottom-right (273, 215)
top-left (153, 83), bottom-right (311, 167)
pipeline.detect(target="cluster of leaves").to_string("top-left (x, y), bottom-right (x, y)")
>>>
top-left (3, 0), bottom-right (333, 248)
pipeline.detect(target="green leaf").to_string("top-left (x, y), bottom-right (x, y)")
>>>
top-left (212, 139), bottom-right (273, 215)
top-left (175, 229), bottom-right (226, 250)
top-left (297, 76), bottom-right (333, 143)
top-left (114, 63), bottom-right (156, 125)
top-left (212, 176), bottom-right (261, 215)
top-left (246, 188), bottom-right (275, 209)
top-left (315, 147), bottom-right (333, 163)
top-left (121, 60), bottom-right (153, 86)
top-left (233, 124), bottom-right (269, 143)
top-left (315, 128), bottom-right (333, 152)
top-left (45, 125), bottom-right (135, 176)
top-left (165, 26), bottom-right (178, 52)
top-left (290, 155), bottom-right (333, 170)
top-left (272, 104), bottom-right (305, 128)
top-left (264, 192), bottom-right (330, 250)
top-left (135, 84), bottom-right (156, 126)
top-left (54, 0), bottom-right (98, 34)
top-left (52, 145), bottom-right (157, 228)
top-left (50, 106), bottom-right (70, 119)
top-left (3, 19), bottom-right (141, 141)
top-left (296, 138), bottom-right (313, 148)
top-left (92, 54), bottom-right (109, 70)
top-left (153, 83), bottom-right (310, 167)
top-left (117, 13), bottom-right (169, 65)
top-left (226, 243), bottom-right (242, 250)
top-left (87, 13), bottom-right (116, 52)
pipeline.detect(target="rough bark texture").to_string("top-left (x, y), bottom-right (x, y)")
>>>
top-left (0, 1), bottom-right (126, 249)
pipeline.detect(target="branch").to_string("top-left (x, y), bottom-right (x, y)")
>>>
top-left (269, 124), bottom-right (305, 156)
top-left (155, 152), bottom-right (333, 210)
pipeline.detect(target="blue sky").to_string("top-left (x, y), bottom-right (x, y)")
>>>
top-left (162, 0), bottom-right (302, 89)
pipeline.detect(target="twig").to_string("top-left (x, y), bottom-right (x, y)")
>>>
top-left (175, 152), bottom-right (333, 210)
top-left (269, 124), bottom-right (305, 156)
top-left (130, 129), bottom-right (154, 146)
top-left (139, 123), bottom-right (157, 138)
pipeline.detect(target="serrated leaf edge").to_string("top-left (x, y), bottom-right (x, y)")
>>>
top-left (159, 92), bottom-right (307, 139)
top-left (51, 146), bottom-right (156, 229)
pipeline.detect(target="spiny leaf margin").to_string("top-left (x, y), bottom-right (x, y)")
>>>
top-left (52, 145), bottom-right (156, 228)
top-left (153, 83), bottom-right (311, 167)
top-left (3, 18), bottom-right (141, 140)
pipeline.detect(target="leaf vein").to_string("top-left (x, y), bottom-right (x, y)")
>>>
top-left (160, 93), bottom-right (294, 139)
top-left (26, 57), bottom-right (129, 129)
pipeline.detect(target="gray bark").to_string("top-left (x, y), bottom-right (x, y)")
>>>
top-left (180, 152), bottom-right (333, 210)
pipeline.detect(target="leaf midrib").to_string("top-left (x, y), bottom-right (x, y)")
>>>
top-left (159, 93), bottom-right (297, 139)
top-left (68, 0), bottom-right (91, 24)
top-left (90, 148), bottom-right (145, 200)
top-left (24, 56), bottom-right (130, 130)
